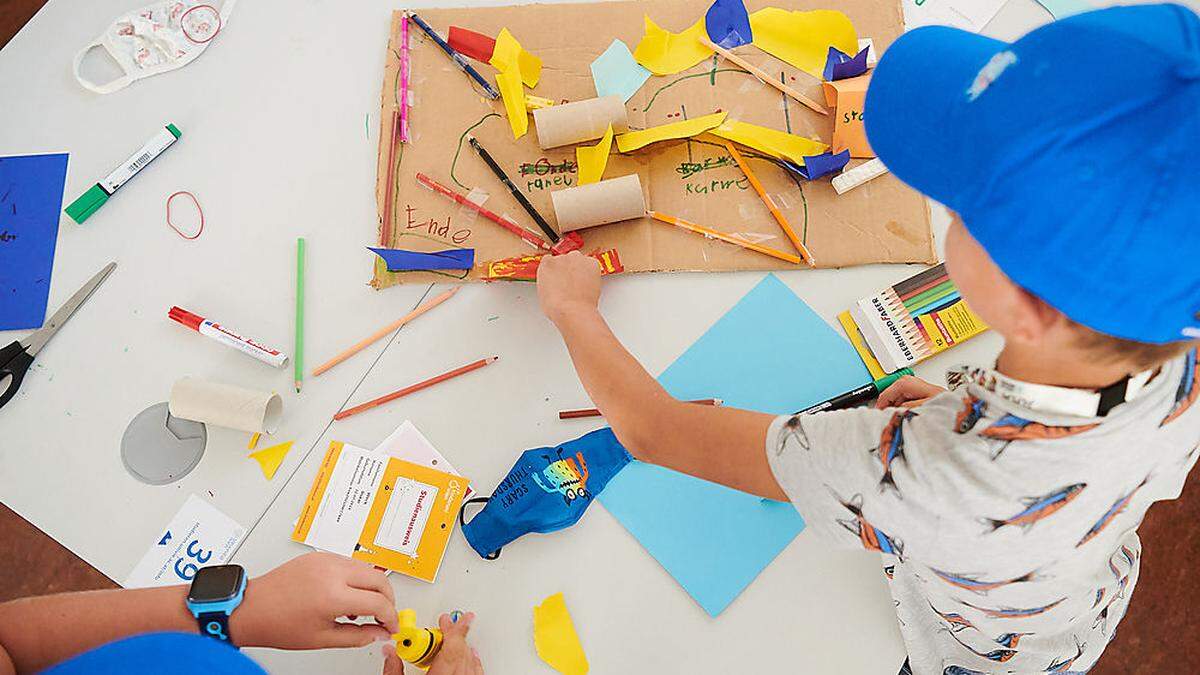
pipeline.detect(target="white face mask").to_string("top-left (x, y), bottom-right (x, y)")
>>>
top-left (73, 0), bottom-right (237, 94)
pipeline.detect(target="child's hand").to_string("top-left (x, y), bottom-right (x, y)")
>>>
top-left (381, 613), bottom-right (482, 675)
top-left (232, 552), bottom-right (399, 650)
top-left (427, 613), bottom-right (483, 675)
top-left (875, 375), bottom-right (947, 409)
top-left (537, 251), bottom-right (601, 324)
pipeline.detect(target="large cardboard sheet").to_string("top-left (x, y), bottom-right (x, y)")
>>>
top-left (372, 0), bottom-right (934, 287)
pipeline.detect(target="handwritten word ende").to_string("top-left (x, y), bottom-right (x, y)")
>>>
top-left (519, 158), bottom-right (576, 176)
top-left (686, 176), bottom-right (750, 195)
top-left (676, 156), bottom-right (733, 179)
top-left (405, 205), bottom-right (471, 245)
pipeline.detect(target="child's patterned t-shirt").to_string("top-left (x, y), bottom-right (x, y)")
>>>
top-left (766, 352), bottom-right (1200, 674)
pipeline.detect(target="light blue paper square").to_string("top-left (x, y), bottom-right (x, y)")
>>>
top-left (591, 39), bottom-right (652, 102)
top-left (600, 274), bottom-right (872, 616)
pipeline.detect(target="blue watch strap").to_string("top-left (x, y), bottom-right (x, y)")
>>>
top-left (198, 611), bottom-right (233, 645)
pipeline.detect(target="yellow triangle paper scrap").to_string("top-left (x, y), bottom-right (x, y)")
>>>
top-left (576, 126), bottom-right (614, 185)
top-left (533, 593), bottom-right (589, 675)
top-left (710, 120), bottom-right (828, 165)
top-left (616, 111), bottom-right (728, 153)
top-left (632, 16), bottom-right (713, 76)
top-left (490, 28), bottom-right (542, 88)
top-left (250, 441), bottom-right (294, 480)
top-left (749, 8), bottom-right (858, 79)
top-left (496, 68), bottom-right (529, 139)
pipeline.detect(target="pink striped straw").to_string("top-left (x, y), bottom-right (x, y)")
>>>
top-left (399, 13), bottom-right (412, 143)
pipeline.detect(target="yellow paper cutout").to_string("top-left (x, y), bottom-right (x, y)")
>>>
top-left (615, 111), bottom-right (727, 153)
top-left (710, 121), bottom-right (828, 165)
top-left (250, 441), bottom-right (293, 480)
top-left (632, 16), bottom-right (713, 76)
top-left (822, 73), bottom-right (874, 158)
top-left (490, 28), bottom-right (542, 88)
top-left (576, 125), bottom-right (614, 185)
top-left (749, 8), bottom-right (857, 79)
top-left (496, 68), bottom-right (529, 139)
top-left (247, 432), bottom-right (260, 450)
top-left (526, 95), bottom-right (557, 111)
top-left (533, 593), bottom-right (589, 675)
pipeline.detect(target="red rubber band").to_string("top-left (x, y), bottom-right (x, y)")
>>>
top-left (181, 5), bottom-right (222, 44)
top-left (167, 191), bottom-right (205, 240)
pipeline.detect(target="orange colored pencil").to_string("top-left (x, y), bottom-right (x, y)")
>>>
top-left (559, 398), bottom-right (723, 420)
top-left (648, 211), bottom-right (803, 265)
top-left (313, 288), bottom-right (460, 377)
top-left (721, 141), bottom-right (816, 267)
top-left (334, 357), bottom-right (498, 421)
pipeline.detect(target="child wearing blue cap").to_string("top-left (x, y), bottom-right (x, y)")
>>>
top-left (536, 4), bottom-right (1200, 673)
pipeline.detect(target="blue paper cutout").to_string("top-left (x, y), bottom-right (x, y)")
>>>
top-left (0, 153), bottom-right (70, 331)
top-left (705, 0), bottom-right (753, 49)
top-left (591, 40), bottom-right (652, 102)
top-left (823, 46), bottom-right (871, 82)
top-left (785, 150), bottom-right (852, 181)
top-left (599, 274), bottom-right (872, 616)
top-left (369, 247), bottom-right (475, 271)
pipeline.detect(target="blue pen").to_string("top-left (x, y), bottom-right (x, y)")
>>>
top-left (915, 291), bottom-right (961, 318)
top-left (409, 13), bottom-right (500, 100)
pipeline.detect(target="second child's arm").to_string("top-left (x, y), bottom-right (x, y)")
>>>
top-left (538, 252), bottom-right (786, 501)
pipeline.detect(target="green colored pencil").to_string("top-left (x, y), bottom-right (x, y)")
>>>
top-left (903, 280), bottom-right (955, 311)
top-left (295, 238), bottom-right (306, 393)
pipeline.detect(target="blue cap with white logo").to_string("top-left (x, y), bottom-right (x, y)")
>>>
top-left (865, 4), bottom-right (1200, 344)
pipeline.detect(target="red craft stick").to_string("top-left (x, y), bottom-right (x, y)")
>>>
top-left (416, 173), bottom-right (551, 251)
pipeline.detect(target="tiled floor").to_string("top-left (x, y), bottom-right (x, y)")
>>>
top-left (1, 3), bottom-right (1197, 673)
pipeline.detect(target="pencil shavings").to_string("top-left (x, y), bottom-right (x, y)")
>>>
top-left (484, 249), bottom-right (624, 281)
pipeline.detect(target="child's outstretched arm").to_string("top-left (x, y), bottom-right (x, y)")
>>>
top-left (537, 252), bottom-right (785, 501)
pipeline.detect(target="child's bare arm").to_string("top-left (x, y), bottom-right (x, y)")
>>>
top-left (538, 252), bottom-right (785, 501)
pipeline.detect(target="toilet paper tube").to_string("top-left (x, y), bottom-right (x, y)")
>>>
top-left (169, 377), bottom-right (283, 434)
top-left (552, 174), bottom-right (646, 232)
top-left (534, 96), bottom-right (629, 149)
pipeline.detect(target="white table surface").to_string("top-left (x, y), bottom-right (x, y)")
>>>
top-left (0, 0), bottom-right (1077, 672)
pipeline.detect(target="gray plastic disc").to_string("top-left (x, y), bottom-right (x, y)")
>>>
top-left (121, 402), bottom-right (207, 485)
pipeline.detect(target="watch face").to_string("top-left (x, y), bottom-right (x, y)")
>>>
top-left (187, 565), bottom-right (245, 603)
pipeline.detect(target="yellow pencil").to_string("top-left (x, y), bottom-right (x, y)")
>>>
top-left (721, 140), bottom-right (816, 267)
top-left (648, 211), bottom-right (803, 265)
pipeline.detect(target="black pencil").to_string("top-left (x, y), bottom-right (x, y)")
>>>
top-left (467, 136), bottom-right (560, 243)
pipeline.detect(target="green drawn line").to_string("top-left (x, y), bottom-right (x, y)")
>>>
top-left (451, 113), bottom-right (503, 189)
top-left (780, 72), bottom-right (792, 134)
top-left (643, 68), bottom-right (747, 114)
top-left (389, 142), bottom-right (406, 247)
top-left (709, 55), bottom-right (719, 86)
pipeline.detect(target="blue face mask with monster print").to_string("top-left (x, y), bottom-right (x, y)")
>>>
top-left (461, 428), bottom-right (632, 559)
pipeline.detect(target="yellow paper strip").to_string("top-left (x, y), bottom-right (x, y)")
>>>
top-left (526, 95), bottom-right (557, 111)
top-left (250, 441), bottom-right (294, 480)
top-left (533, 593), bottom-right (589, 675)
top-left (749, 8), bottom-right (857, 79)
top-left (576, 125), bottom-right (614, 185)
top-left (247, 432), bottom-right (261, 450)
top-left (710, 120), bottom-right (828, 165)
top-left (497, 68), bottom-right (529, 139)
top-left (616, 111), bottom-right (727, 153)
top-left (632, 16), bottom-right (713, 76)
top-left (490, 28), bottom-right (542, 88)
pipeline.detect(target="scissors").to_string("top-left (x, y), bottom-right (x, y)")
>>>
top-left (0, 262), bottom-right (117, 410)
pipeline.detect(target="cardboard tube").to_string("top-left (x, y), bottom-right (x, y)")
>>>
top-left (533, 96), bottom-right (628, 149)
top-left (552, 174), bottom-right (645, 232)
top-left (169, 377), bottom-right (283, 434)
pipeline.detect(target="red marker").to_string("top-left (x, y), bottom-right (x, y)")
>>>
top-left (416, 173), bottom-right (552, 252)
top-left (168, 306), bottom-right (289, 368)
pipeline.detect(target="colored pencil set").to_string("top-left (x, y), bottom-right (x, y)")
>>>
top-left (840, 263), bottom-right (989, 377)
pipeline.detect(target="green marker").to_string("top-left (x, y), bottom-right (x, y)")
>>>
top-left (796, 368), bottom-right (915, 415)
top-left (65, 124), bottom-right (181, 224)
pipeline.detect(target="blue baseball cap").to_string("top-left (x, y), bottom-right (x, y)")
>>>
top-left (865, 4), bottom-right (1200, 344)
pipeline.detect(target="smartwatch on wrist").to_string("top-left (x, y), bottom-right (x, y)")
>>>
top-left (186, 564), bottom-right (247, 646)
